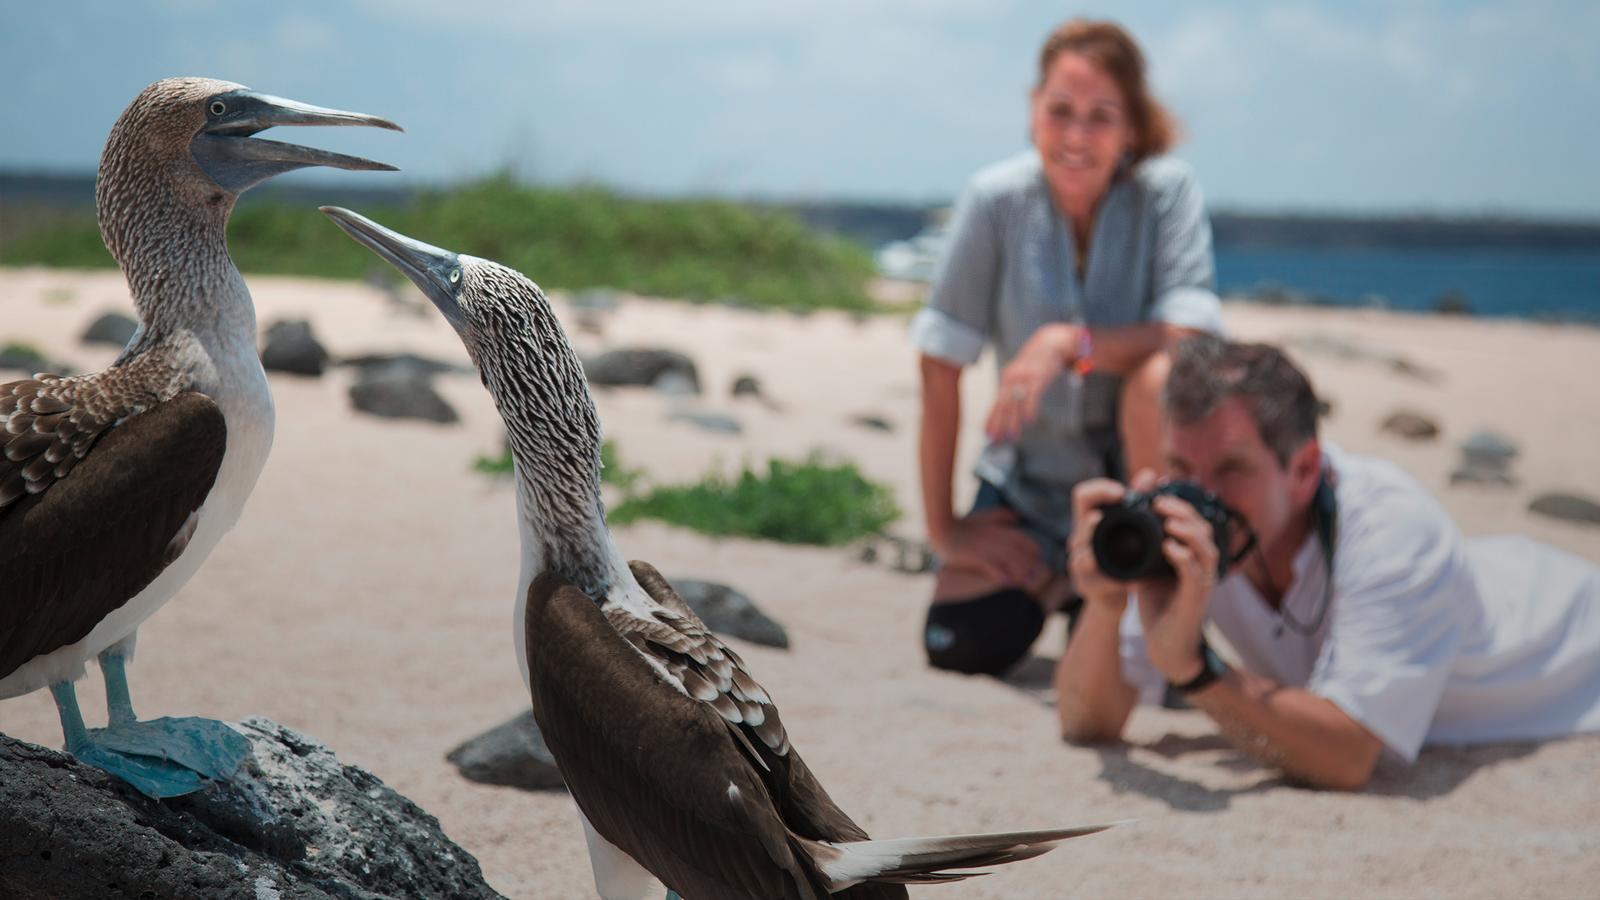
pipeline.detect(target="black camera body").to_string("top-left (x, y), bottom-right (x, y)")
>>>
top-left (1091, 481), bottom-right (1235, 581)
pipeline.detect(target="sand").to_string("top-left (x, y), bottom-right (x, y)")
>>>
top-left (2, 265), bottom-right (1598, 898)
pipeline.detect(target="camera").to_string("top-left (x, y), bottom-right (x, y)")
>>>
top-left (1091, 481), bottom-right (1236, 581)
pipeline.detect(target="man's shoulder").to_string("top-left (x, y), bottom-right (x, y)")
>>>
top-left (1328, 446), bottom-right (1465, 569)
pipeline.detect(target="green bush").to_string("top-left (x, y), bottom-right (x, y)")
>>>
top-left (610, 454), bottom-right (899, 546)
top-left (1, 178), bottom-right (876, 312)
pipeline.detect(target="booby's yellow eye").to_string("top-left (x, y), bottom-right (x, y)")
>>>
top-left (209, 100), bottom-right (227, 116)
top-left (449, 267), bottom-right (462, 284)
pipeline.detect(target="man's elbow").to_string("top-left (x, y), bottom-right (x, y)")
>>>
top-left (1300, 736), bottom-right (1383, 792)
top-left (1058, 707), bottom-right (1127, 746)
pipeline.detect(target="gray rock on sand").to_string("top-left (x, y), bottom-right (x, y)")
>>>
top-left (731, 374), bottom-right (764, 398)
top-left (340, 352), bottom-right (474, 380)
top-left (1460, 430), bottom-right (1518, 467)
top-left (81, 311), bottom-right (139, 348)
top-left (1450, 430), bottom-right (1518, 487)
top-left (446, 710), bottom-right (566, 792)
top-left (260, 319), bottom-right (329, 376)
top-left (1528, 493), bottom-right (1600, 527)
top-left (653, 370), bottom-right (700, 397)
top-left (849, 413), bottom-right (895, 433)
top-left (668, 410), bottom-right (743, 434)
top-left (586, 348), bottom-right (700, 394)
top-left (0, 717), bottom-right (503, 900)
top-left (349, 368), bottom-right (460, 424)
top-left (1381, 410), bottom-right (1440, 441)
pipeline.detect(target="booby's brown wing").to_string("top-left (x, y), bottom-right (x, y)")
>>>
top-left (527, 571), bottom-right (839, 900)
top-left (0, 387), bottom-right (226, 679)
top-left (627, 562), bottom-right (909, 900)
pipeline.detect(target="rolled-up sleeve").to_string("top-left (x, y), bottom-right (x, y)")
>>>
top-left (1146, 163), bottom-right (1224, 335)
top-left (910, 183), bottom-right (999, 367)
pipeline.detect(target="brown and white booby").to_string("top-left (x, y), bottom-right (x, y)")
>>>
top-left (321, 206), bottom-right (1120, 899)
top-left (0, 78), bottom-right (399, 798)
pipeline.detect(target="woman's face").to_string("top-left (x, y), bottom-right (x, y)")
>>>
top-left (1030, 52), bottom-right (1134, 211)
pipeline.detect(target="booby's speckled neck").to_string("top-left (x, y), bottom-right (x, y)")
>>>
top-left (470, 269), bottom-right (628, 601)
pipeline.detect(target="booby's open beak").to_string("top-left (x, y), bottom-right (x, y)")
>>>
top-left (191, 91), bottom-right (402, 194)
top-left (319, 206), bottom-right (466, 329)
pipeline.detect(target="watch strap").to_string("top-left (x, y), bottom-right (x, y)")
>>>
top-left (1169, 638), bottom-right (1228, 695)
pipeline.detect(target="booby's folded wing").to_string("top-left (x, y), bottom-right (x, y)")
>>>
top-left (0, 386), bottom-right (226, 679)
top-left (626, 561), bottom-right (890, 848)
top-left (526, 571), bottom-right (843, 900)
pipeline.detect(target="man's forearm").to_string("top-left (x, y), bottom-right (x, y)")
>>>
top-left (1188, 666), bottom-right (1384, 790)
top-left (1056, 601), bottom-right (1137, 742)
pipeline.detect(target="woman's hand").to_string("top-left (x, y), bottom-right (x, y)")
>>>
top-left (985, 323), bottom-right (1081, 443)
top-left (935, 507), bottom-right (1046, 591)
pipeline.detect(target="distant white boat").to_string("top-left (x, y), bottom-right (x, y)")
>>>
top-left (874, 210), bottom-right (950, 282)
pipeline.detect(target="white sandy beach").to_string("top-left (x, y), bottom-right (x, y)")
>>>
top-left (3, 265), bottom-right (1598, 899)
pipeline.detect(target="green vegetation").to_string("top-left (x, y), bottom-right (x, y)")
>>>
top-left (610, 453), bottom-right (899, 546)
top-left (0, 177), bottom-right (876, 312)
top-left (474, 440), bottom-right (898, 545)
top-left (0, 341), bottom-right (48, 364)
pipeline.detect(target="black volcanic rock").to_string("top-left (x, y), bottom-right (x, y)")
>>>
top-left (0, 717), bottom-right (503, 900)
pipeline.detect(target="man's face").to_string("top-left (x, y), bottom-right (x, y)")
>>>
top-left (1164, 396), bottom-right (1310, 558)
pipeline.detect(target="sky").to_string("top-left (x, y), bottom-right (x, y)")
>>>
top-left (2, 0), bottom-right (1598, 217)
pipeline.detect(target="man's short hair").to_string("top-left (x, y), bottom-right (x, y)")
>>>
top-left (1165, 335), bottom-right (1320, 467)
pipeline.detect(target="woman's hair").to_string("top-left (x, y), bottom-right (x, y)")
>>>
top-left (1036, 19), bottom-right (1179, 162)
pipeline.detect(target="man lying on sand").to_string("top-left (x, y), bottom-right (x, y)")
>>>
top-left (1055, 334), bottom-right (1600, 790)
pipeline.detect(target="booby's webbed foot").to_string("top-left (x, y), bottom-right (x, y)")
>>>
top-left (69, 740), bottom-right (207, 799)
top-left (83, 716), bottom-right (252, 797)
top-left (665, 892), bottom-right (684, 900)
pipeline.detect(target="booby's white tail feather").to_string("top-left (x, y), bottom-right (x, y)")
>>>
top-left (808, 821), bottom-right (1125, 889)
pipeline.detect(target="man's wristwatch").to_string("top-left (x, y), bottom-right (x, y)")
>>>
top-left (1168, 638), bottom-right (1228, 695)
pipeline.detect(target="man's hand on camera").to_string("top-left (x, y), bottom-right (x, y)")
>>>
top-left (936, 507), bottom-right (1046, 591)
top-left (1133, 492), bottom-right (1222, 683)
top-left (1068, 473), bottom-right (1149, 611)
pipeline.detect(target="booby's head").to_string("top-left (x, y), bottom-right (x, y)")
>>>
top-left (322, 205), bottom-right (620, 593)
top-left (98, 77), bottom-right (401, 259)
top-left (320, 205), bottom-right (600, 461)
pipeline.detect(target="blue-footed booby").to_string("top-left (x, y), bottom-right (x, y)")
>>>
top-left (321, 207), bottom-right (1120, 900)
top-left (0, 79), bottom-right (399, 799)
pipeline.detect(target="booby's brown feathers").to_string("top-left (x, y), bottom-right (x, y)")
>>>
top-left (526, 566), bottom-right (908, 900)
top-left (0, 390), bottom-right (225, 680)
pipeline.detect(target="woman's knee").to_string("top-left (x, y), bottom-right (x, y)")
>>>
top-left (923, 590), bottom-right (1046, 676)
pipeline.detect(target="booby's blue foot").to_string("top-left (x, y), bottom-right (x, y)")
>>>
top-left (665, 891), bottom-right (684, 900)
top-left (50, 680), bottom-right (250, 800)
top-left (70, 740), bottom-right (206, 798)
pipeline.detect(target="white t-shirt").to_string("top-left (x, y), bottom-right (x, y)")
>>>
top-left (1118, 445), bottom-right (1600, 763)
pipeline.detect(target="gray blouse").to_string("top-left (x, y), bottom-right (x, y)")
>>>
top-left (910, 151), bottom-right (1224, 540)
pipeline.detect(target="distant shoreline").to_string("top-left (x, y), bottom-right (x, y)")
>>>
top-left (6, 170), bottom-right (1600, 252)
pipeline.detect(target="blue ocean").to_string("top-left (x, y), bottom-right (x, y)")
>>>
top-left (1215, 246), bottom-right (1600, 323)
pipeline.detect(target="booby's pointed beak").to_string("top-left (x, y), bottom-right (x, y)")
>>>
top-left (191, 90), bottom-right (402, 194)
top-left (319, 206), bottom-right (466, 329)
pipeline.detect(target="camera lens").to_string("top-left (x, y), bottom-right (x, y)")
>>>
top-left (1091, 504), bottom-right (1172, 581)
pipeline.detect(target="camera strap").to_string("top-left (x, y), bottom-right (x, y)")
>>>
top-left (1278, 472), bottom-right (1338, 637)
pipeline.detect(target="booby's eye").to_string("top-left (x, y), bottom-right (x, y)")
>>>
top-left (209, 100), bottom-right (227, 116)
top-left (449, 267), bottom-right (462, 284)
